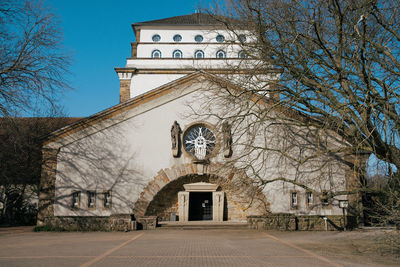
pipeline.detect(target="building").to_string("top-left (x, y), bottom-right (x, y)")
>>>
top-left (0, 117), bottom-right (81, 226)
top-left (37, 13), bottom-right (360, 231)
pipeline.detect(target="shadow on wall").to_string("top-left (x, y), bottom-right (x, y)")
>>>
top-left (191, 80), bottom-right (368, 220)
top-left (37, 115), bottom-right (147, 226)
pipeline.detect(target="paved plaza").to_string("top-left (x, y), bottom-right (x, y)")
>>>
top-left (0, 227), bottom-right (397, 266)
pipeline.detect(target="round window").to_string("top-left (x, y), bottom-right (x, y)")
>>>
top-left (239, 34), bottom-right (246, 43)
top-left (194, 35), bottom-right (203, 43)
top-left (183, 124), bottom-right (216, 160)
top-left (216, 34), bottom-right (225, 43)
top-left (152, 34), bottom-right (161, 42)
top-left (173, 34), bottom-right (182, 42)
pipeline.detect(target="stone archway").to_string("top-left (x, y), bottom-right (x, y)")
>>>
top-left (133, 163), bottom-right (270, 222)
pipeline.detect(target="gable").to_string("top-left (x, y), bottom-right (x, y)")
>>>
top-left (43, 69), bottom-right (320, 151)
top-left (43, 71), bottom-right (233, 148)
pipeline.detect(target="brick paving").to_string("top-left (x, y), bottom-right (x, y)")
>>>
top-left (0, 228), bottom-right (391, 266)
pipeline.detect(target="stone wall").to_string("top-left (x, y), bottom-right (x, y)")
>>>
top-left (38, 213), bottom-right (359, 231)
top-left (136, 216), bottom-right (157, 230)
top-left (37, 148), bottom-right (58, 226)
top-left (37, 214), bottom-right (133, 231)
top-left (139, 169), bottom-right (269, 222)
top-left (118, 77), bottom-right (131, 103)
top-left (37, 214), bottom-right (160, 231)
top-left (248, 214), bottom-right (357, 231)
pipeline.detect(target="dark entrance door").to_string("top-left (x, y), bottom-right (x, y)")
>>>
top-left (189, 192), bottom-right (213, 221)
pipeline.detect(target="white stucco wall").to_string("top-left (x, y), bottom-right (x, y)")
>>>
top-left (136, 43), bottom-right (244, 59)
top-left (138, 27), bottom-right (250, 45)
top-left (229, 113), bottom-right (348, 216)
top-left (51, 76), bottom-right (348, 218)
top-left (119, 26), bottom-right (254, 98)
top-left (54, 82), bottom-right (213, 216)
top-left (135, 27), bottom-right (247, 60)
top-left (130, 74), bottom-right (185, 97)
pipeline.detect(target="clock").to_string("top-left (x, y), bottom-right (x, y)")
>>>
top-left (183, 124), bottom-right (216, 160)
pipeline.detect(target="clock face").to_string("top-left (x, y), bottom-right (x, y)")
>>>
top-left (183, 124), bottom-right (216, 160)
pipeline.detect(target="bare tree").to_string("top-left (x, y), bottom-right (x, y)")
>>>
top-left (199, 0), bottom-right (400, 224)
top-left (0, 116), bottom-right (80, 225)
top-left (0, 0), bottom-right (70, 116)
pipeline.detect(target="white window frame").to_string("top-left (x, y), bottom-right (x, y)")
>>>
top-left (172, 49), bottom-right (183, 58)
top-left (194, 50), bottom-right (204, 59)
top-left (71, 191), bottom-right (80, 208)
top-left (87, 191), bottom-right (96, 208)
top-left (151, 49), bottom-right (162, 58)
top-left (216, 50), bottom-right (226, 59)
top-left (291, 191), bottom-right (298, 207)
top-left (103, 191), bottom-right (112, 209)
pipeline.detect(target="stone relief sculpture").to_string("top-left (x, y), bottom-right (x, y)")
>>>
top-left (222, 121), bottom-right (232, 158)
top-left (171, 121), bottom-right (181, 157)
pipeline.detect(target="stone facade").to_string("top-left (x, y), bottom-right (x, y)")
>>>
top-left (119, 78), bottom-right (131, 103)
top-left (37, 214), bottom-right (160, 231)
top-left (133, 163), bottom-right (269, 222)
top-left (38, 214), bottom-right (357, 231)
top-left (116, 70), bottom-right (135, 103)
top-left (136, 216), bottom-right (157, 230)
top-left (37, 148), bottom-right (58, 226)
top-left (247, 214), bottom-right (357, 231)
top-left (37, 214), bottom-right (132, 231)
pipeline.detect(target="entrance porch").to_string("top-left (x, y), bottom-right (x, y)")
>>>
top-left (178, 182), bottom-right (224, 222)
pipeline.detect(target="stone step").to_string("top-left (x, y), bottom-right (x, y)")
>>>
top-left (157, 221), bottom-right (249, 230)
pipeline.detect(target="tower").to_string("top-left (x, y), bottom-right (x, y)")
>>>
top-left (115, 13), bottom-right (247, 102)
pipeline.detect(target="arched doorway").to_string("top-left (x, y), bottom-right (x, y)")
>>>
top-left (133, 164), bottom-right (269, 222)
top-left (144, 174), bottom-right (221, 221)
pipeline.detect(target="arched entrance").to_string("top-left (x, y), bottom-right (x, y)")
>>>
top-left (144, 174), bottom-right (214, 221)
top-left (133, 164), bottom-right (269, 222)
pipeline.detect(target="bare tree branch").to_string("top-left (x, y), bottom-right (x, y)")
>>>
top-left (0, 0), bottom-right (70, 116)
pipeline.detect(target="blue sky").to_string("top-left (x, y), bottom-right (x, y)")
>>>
top-left (47, 0), bottom-right (212, 117)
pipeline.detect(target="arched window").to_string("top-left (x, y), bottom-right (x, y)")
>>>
top-left (172, 50), bottom-right (183, 58)
top-left (194, 50), bottom-right (204, 59)
top-left (152, 34), bottom-right (161, 42)
top-left (194, 35), bottom-right (203, 43)
top-left (173, 34), bottom-right (182, 42)
top-left (151, 49), bottom-right (162, 58)
top-left (238, 50), bottom-right (247, 58)
top-left (216, 50), bottom-right (226, 58)
top-left (216, 34), bottom-right (225, 43)
top-left (238, 34), bottom-right (246, 43)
